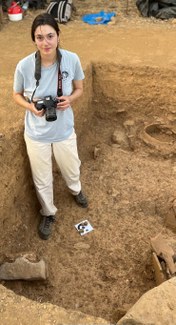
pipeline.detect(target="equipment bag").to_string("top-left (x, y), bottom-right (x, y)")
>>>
top-left (46, 0), bottom-right (73, 23)
top-left (28, 0), bottom-right (47, 9)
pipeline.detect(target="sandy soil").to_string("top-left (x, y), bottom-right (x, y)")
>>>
top-left (1, 1), bottom-right (176, 324)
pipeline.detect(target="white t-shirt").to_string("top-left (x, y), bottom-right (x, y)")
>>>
top-left (13, 49), bottom-right (85, 142)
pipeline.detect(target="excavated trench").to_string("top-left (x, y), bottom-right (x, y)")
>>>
top-left (1, 63), bottom-right (176, 323)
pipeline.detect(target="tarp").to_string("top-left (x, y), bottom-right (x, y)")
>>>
top-left (136, 0), bottom-right (176, 19)
top-left (82, 11), bottom-right (116, 25)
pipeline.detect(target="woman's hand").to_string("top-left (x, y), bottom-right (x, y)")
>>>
top-left (56, 96), bottom-right (71, 111)
top-left (56, 80), bottom-right (84, 111)
top-left (30, 101), bottom-right (45, 117)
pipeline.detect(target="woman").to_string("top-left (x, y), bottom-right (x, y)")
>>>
top-left (13, 13), bottom-right (88, 240)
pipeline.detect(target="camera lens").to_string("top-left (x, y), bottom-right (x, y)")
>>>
top-left (45, 107), bottom-right (57, 122)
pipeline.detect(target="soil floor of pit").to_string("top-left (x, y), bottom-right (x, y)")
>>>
top-left (1, 1), bottom-right (176, 324)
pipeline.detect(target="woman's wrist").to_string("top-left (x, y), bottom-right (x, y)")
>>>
top-left (25, 102), bottom-right (32, 110)
top-left (68, 95), bottom-right (73, 104)
top-left (26, 101), bottom-right (35, 112)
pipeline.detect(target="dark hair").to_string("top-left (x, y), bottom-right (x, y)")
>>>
top-left (31, 13), bottom-right (60, 41)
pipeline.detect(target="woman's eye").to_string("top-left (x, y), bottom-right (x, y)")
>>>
top-left (36, 36), bottom-right (43, 41)
top-left (47, 34), bottom-right (54, 40)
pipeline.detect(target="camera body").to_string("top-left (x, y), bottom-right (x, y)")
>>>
top-left (35, 95), bottom-right (58, 122)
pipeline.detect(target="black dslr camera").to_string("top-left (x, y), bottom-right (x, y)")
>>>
top-left (35, 96), bottom-right (58, 122)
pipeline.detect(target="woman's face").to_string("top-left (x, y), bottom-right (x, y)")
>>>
top-left (34, 24), bottom-right (58, 58)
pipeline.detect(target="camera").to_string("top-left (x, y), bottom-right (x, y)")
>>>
top-left (35, 96), bottom-right (58, 122)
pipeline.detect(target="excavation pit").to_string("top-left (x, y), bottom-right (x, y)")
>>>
top-left (1, 62), bottom-right (176, 324)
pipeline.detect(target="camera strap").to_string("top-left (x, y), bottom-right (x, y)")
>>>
top-left (57, 50), bottom-right (63, 97)
top-left (31, 49), bottom-right (62, 102)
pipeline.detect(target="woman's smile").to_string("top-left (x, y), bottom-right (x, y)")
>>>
top-left (43, 47), bottom-right (51, 52)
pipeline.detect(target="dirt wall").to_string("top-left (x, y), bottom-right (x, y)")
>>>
top-left (93, 64), bottom-right (176, 120)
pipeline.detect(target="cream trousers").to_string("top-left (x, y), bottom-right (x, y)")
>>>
top-left (24, 131), bottom-right (81, 216)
